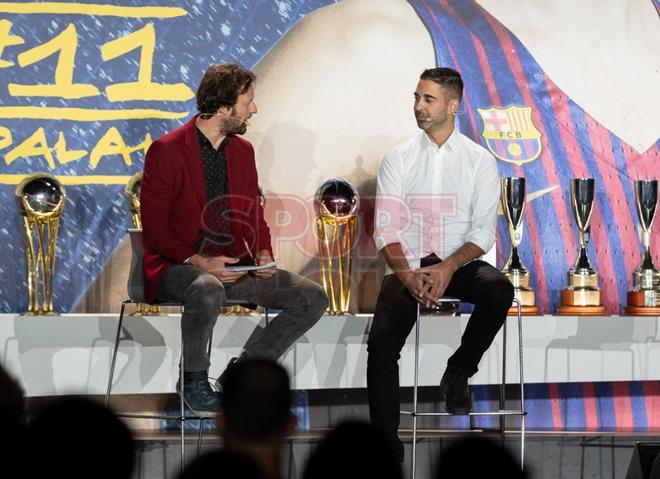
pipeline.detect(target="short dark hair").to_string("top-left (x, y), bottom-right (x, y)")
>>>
top-left (420, 67), bottom-right (463, 102)
top-left (221, 358), bottom-right (291, 442)
top-left (196, 63), bottom-right (256, 115)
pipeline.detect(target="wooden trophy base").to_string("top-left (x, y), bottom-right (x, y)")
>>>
top-left (507, 288), bottom-right (539, 315)
top-left (624, 291), bottom-right (660, 316)
top-left (624, 306), bottom-right (660, 316)
top-left (508, 305), bottom-right (539, 316)
top-left (556, 289), bottom-right (606, 316)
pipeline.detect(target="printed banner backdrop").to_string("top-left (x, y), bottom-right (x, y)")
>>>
top-left (0, 0), bottom-right (335, 312)
top-left (410, 0), bottom-right (659, 314)
top-left (0, 0), bottom-right (658, 314)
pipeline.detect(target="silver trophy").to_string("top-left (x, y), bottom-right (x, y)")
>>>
top-left (625, 179), bottom-right (660, 314)
top-left (500, 177), bottom-right (538, 314)
top-left (557, 178), bottom-right (605, 314)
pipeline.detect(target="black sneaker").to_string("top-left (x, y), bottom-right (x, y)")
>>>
top-left (176, 371), bottom-right (220, 417)
top-left (214, 357), bottom-right (239, 393)
top-left (440, 366), bottom-right (471, 414)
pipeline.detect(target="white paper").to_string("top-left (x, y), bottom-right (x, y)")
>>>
top-left (225, 261), bottom-right (278, 272)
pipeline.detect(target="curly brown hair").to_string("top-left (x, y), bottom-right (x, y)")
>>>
top-left (196, 63), bottom-right (256, 116)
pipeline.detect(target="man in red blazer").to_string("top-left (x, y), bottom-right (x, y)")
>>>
top-left (141, 64), bottom-right (328, 416)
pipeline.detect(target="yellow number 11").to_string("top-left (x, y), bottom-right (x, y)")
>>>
top-left (102, 23), bottom-right (193, 102)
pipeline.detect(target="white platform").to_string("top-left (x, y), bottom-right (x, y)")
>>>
top-left (1, 313), bottom-right (659, 397)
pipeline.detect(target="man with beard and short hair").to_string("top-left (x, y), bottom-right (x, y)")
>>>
top-left (368, 67), bottom-right (513, 461)
top-left (141, 63), bottom-right (328, 416)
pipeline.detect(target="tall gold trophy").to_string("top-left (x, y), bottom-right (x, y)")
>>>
top-left (625, 179), bottom-right (660, 315)
top-left (315, 179), bottom-right (359, 315)
top-left (556, 178), bottom-right (606, 315)
top-left (500, 177), bottom-right (539, 315)
top-left (124, 172), bottom-right (161, 315)
top-left (16, 173), bottom-right (66, 315)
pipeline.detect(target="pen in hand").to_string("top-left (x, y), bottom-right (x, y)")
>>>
top-left (242, 237), bottom-right (258, 265)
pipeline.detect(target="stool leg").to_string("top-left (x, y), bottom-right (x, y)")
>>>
top-left (105, 300), bottom-right (130, 408)
top-left (500, 315), bottom-right (507, 448)
top-left (411, 303), bottom-right (420, 479)
top-left (180, 333), bottom-right (186, 473)
top-left (516, 298), bottom-right (525, 469)
top-left (196, 418), bottom-right (205, 458)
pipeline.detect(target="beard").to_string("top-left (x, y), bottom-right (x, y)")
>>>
top-left (415, 111), bottom-right (449, 131)
top-left (225, 119), bottom-right (247, 135)
top-left (223, 107), bottom-right (248, 135)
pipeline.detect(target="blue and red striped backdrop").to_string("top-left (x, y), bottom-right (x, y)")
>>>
top-left (408, 0), bottom-right (659, 314)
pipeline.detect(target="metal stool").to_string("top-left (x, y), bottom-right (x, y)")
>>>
top-left (105, 229), bottom-right (268, 473)
top-left (400, 297), bottom-right (526, 478)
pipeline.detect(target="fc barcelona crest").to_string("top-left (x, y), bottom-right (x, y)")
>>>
top-left (477, 106), bottom-right (542, 166)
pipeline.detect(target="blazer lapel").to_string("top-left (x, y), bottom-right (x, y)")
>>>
top-left (183, 115), bottom-right (208, 210)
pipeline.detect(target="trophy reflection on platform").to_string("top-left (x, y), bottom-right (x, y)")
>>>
top-left (500, 177), bottom-right (539, 315)
top-left (16, 173), bottom-right (66, 315)
top-left (124, 173), bottom-right (160, 316)
top-left (625, 180), bottom-right (660, 315)
top-left (557, 178), bottom-right (606, 315)
top-left (315, 179), bottom-right (359, 315)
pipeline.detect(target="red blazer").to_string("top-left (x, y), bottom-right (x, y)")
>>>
top-left (140, 115), bottom-right (273, 304)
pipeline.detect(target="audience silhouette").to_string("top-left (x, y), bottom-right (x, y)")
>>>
top-left (26, 396), bottom-right (135, 478)
top-left (0, 365), bottom-right (27, 470)
top-left (434, 436), bottom-right (526, 478)
top-left (303, 419), bottom-right (403, 479)
top-left (215, 358), bottom-right (296, 479)
top-left (177, 449), bottom-right (264, 479)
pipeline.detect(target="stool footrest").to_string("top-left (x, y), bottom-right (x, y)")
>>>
top-left (115, 412), bottom-right (186, 421)
top-left (401, 409), bottom-right (526, 417)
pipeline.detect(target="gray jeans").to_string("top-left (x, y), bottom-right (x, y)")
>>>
top-left (156, 266), bottom-right (328, 372)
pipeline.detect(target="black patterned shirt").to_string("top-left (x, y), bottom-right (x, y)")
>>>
top-left (196, 128), bottom-right (233, 256)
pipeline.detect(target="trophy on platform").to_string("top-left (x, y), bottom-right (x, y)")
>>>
top-left (124, 172), bottom-right (161, 315)
top-left (557, 178), bottom-right (606, 315)
top-left (500, 177), bottom-right (539, 315)
top-left (315, 179), bottom-right (359, 315)
top-left (625, 179), bottom-right (660, 315)
top-left (16, 173), bottom-right (66, 315)
top-left (124, 172), bottom-right (143, 230)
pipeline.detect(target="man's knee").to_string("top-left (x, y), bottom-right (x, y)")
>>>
top-left (367, 320), bottom-right (404, 361)
top-left (303, 281), bottom-right (329, 317)
top-left (186, 273), bottom-right (225, 309)
top-left (480, 276), bottom-right (514, 310)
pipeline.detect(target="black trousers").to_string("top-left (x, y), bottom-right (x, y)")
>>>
top-left (366, 256), bottom-right (514, 461)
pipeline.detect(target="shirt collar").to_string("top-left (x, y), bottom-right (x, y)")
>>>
top-left (421, 127), bottom-right (460, 153)
top-left (196, 127), bottom-right (230, 152)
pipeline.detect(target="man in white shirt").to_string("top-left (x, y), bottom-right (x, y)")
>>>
top-left (369, 67), bottom-right (514, 461)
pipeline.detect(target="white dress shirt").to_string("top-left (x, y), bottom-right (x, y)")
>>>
top-left (374, 128), bottom-right (500, 273)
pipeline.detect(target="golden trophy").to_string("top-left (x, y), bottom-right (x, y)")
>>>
top-left (625, 179), bottom-right (660, 315)
top-left (500, 177), bottom-right (539, 315)
top-left (557, 178), bottom-right (606, 315)
top-left (16, 173), bottom-right (66, 315)
top-left (315, 179), bottom-right (359, 315)
top-left (124, 172), bottom-right (143, 229)
top-left (124, 172), bottom-right (160, 315)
